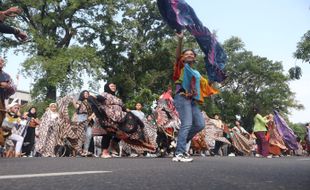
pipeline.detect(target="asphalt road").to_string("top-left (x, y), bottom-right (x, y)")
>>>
top-left (0, 156), bottom-right (309, 190)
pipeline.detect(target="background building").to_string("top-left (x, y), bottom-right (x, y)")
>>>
top-left (6, 90), bottom-right (31, 106)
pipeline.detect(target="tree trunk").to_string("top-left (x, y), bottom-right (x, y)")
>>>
top-left (46, 85), bottom-right (57, 101)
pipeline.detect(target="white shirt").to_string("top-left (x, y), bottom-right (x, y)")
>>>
top-left (131, 110), bottom-right (145, 120)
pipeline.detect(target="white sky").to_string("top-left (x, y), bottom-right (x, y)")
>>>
top-left (187, 0), bottom-right (310, 123)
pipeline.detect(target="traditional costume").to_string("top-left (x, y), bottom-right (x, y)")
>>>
top-left (35, 105), bottom-right (60, 157)
top-left (88, 89), bottom-right (156, 153)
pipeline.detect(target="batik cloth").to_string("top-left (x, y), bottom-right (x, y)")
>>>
top-left (157, 0), bottom-right (227, 82)
top-left (273, 110), bottom-right (298, 150)
top-left (35, 110), bottom-right (60, 157)
top-left (89, 92), bottom-right (156, 153)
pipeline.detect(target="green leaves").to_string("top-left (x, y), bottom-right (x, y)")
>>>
top-left (294, 30), bottom-right (310, 64)
top-left (289, 66), bottom-right (302, 80)
top-left (215, 37), bottom-right (302, 130)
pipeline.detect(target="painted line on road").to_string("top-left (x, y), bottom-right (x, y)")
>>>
top-left (0, 171), bottom-right (112, 180)
top-left (296, 158), bottom-right (310, 161)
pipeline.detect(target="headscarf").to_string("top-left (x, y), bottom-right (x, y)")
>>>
top-left (104, 82), bottom-right (116, 96)
top-left (27, 106), bottom-right (37, 118)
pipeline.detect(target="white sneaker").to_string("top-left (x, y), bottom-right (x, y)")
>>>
top-left (145, 153), bottom-right (157, 158)
top-left (228, 153), bottom-right (235, 157)
top-left (129, 153), bottom-right (138, 157)
top-left (266, 155), bottom-right (273, 159)
top-left (255, 154), bottom-right (262, 158)
top-left (172, 154), bottom-right (193, 162)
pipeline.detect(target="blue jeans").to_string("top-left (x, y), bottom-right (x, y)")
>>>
top-left (84, 126), bottom-right (92, 152)
top-left (174, 94), bottom-right (205, 155)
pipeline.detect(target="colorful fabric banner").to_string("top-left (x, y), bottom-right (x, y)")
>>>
top-left (157, 0), bottom-right (227, 82)
top-left (273, 110), bottom-right (298, 150)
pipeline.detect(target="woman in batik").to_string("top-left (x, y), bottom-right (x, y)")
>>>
top-left (35, 103), bottom-right (60, 157)
top-left (230, 120), bottom-right (252, 156)
top-left (88, 82), bottom-right (155, 158)
top-left (73, 90), bottom-right (94, 156)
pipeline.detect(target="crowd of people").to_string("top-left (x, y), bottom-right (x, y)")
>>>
top-left (0, 85), bottom-right (309, 160)
top-left (0, 7), bottom-right (310, 162)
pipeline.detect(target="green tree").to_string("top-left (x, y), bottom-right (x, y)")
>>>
top-left (92, 0), bottom-right (176, 107)
top-left (290, 123), bottom-right (307, 140)
top-left (294, 30), bottom-right (310, 64)
top-left (289, 30), bottom-right (310, 80)
top-left (216, 37), bottom-right (303, 130)
top-left (0, 0), bottom-right (108, 101)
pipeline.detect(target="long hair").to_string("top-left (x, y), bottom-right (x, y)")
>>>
top-left (78, 90), bottom-right (89, 101)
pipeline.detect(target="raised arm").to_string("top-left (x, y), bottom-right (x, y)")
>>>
top-left (0, 7), bottom-right (22, 21)
top-left (175, 32), bottom-right (184, 61)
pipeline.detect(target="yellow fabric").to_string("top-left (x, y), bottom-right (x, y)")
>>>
top-left (199, 77), bottom-right (219, 103)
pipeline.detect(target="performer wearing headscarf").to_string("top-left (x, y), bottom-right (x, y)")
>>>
top-left (88, 82), bottom-right (155, 158)
top-left (22, 107), bottom-right (40, 156)
top-left (35, 103), bottom-right (60, 157)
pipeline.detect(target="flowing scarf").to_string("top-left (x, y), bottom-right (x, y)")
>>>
top-left (157, 0), bottom-right (227, 82)
top-left (273, 110), bottom-right (298, 150)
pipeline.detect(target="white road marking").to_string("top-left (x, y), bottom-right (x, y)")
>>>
top-left (296, 158), bottom-right (310, 161)
top-left (0, 171), bottom-right (112, 180)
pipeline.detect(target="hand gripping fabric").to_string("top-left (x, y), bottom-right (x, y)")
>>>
top-left (157, 0), bottom-right (227, 82)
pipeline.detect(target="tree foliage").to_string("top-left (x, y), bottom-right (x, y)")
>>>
top-left (289, 30), bottom-right (310, 80)
top-left (92, 0), bottom-right (175, 106)
top-left (294, 30), bottom-right (310, 64)
top-left (1, 0), bottom-right (106, 101)
top-left (289, 123), bottom-right (307, 140)
top-left (212, 37), bottom-right (303, 130)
